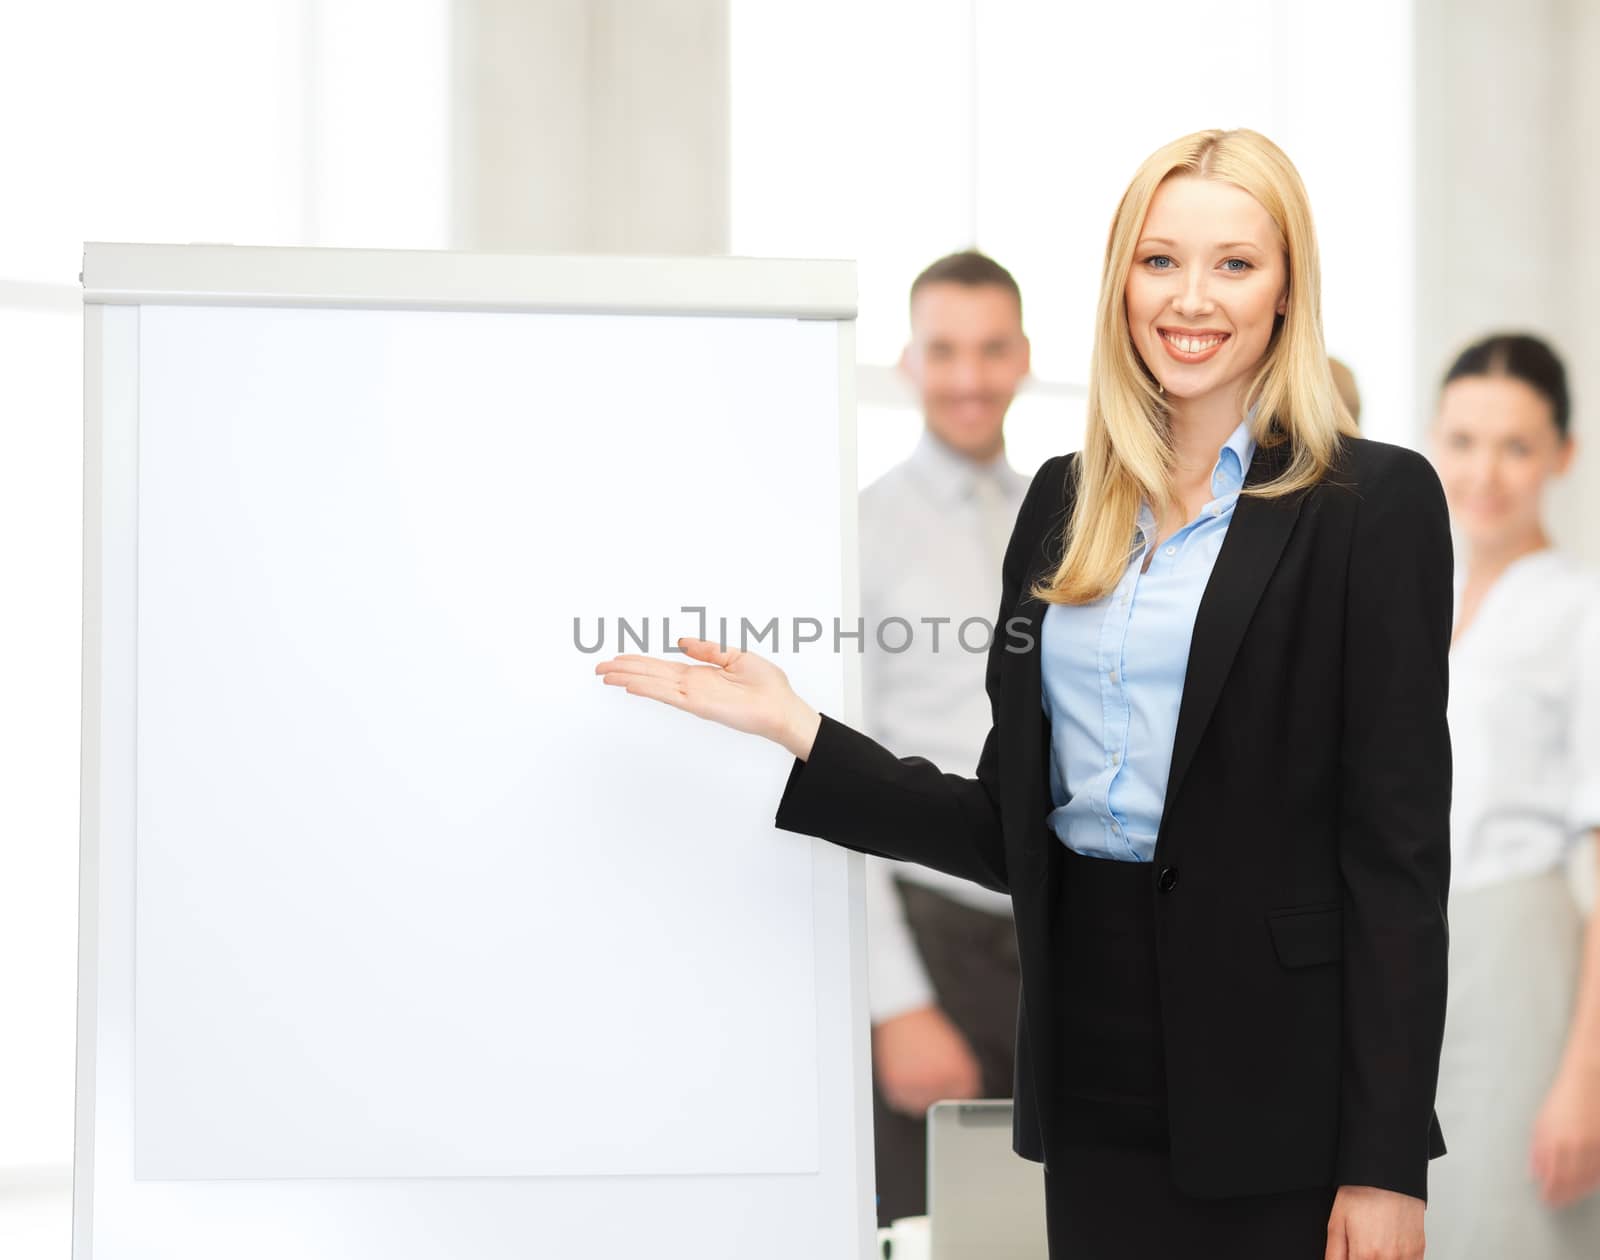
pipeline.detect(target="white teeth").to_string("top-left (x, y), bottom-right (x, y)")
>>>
top-left (1163, 332), bottom-right (1224, 354)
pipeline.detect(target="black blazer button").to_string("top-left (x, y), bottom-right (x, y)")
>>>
top-left (1157, 866), bottom-right (1179, 893)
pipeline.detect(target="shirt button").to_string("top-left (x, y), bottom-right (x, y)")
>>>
top-left (1164, 545), bottom-right (1177, 556)
top-left (1208, 503), bottom-right (1222, 516)
top-left (1111, 751), bottom-right (1121, 765)
top-left (1109, 669), bottom-right (1119, 683)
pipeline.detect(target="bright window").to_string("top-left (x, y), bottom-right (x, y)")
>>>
top-left (0, 0), bottom-right (450, 1176)
top-left (730, 0), bottom-right (1414, 487)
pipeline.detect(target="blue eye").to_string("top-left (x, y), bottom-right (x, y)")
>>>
top-left (1222, 258), bottom-right (1252, 272)
top-left (1144, 255), bottom-right (1175, 269)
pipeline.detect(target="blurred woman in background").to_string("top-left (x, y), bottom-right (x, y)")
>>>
top-left (1427, 332), bottom-right (1600, 1255)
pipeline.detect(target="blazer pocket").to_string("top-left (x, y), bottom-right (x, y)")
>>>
top-left (1265, 903), bottom-right (1343, 968)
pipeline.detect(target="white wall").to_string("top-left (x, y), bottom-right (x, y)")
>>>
top-left (452, 0), bottom-right (728, 254)
top-left (1413, 0), bottom-right (1600, 562)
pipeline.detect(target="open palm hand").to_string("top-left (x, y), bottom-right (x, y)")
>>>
top-left (595, 636), bottom-right (819, 754)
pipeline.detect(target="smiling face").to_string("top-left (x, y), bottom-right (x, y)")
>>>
top-left (1123, 174), bottom-right (1289, 413)
top-left (1431, 374), bottom-right (1573, 550)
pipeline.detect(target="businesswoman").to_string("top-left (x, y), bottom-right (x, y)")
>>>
top-left (596, 128), bottom-right (1451, 1259)
top-left (1423, 333), bottom-right (1600, 1257)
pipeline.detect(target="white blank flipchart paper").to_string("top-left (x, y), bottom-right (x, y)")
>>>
top-left (133, 303), bottom-right (838, 1181)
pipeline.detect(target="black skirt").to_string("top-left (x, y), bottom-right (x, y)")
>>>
top-left (1044, 846), bottom-right (1336, 1259)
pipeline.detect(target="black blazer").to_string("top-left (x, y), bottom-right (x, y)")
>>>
top-left (774, 433), bottom-right (1452, 1203)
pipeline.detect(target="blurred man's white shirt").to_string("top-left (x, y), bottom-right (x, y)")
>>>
top-left (858, 428), bottom-right (1031, 1023)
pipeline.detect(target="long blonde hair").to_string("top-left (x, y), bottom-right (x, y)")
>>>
top-left (1032, 128), bottom-right (1358, 606)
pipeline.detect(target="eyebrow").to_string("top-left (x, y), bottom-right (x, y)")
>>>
top-left (1137, 237), bottom-right (1265, 252)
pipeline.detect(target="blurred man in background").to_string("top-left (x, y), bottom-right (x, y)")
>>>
top-left (858, 251), bottom-right (1033, 1225)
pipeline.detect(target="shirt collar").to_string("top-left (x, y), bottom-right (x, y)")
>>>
top-left (1212, 412), bottom-right (1257, 498)
top-left (1134, 412), bottom-right (1258, 540)
top-left (909, 427), bottom-right (1016, 504)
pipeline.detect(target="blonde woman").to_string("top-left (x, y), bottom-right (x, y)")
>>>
top-left (1424, 333), bottom-right (1600, 1256)
top-left (597, 129), bottom-right (1451, 1259)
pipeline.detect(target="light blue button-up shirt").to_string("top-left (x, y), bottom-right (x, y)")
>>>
top-left (1040, 416), bottom-right (1257, 862)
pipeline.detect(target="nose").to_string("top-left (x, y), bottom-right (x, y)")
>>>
top-left (1172, 269), bottom-right (1215, 319)
top-left (949, 354), bottom-right (982, 393)
top-left (1463, 448), bottom-right (1501, 493)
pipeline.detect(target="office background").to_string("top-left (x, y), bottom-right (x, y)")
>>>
top-left (3, 0), bottom-right (1597, 1248)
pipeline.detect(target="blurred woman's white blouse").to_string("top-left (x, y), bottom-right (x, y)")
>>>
top-left (1448, 547), bottom-right (1600, 891)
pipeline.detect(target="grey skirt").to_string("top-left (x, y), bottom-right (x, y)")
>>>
top-left (1427, 867), bottom-right (1600, 1257)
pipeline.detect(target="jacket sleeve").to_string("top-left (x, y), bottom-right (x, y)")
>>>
top-left (1333, 444), bottom-right (1453, 1202)
top-left (772, 455), bottom-right (1066, 895)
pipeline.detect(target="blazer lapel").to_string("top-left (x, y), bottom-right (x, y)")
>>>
top-left (1158, 440), bottom-right (1303, 845)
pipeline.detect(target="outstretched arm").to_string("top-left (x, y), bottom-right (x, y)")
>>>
top-left (596, 455), bottom-right (1067, 895)
top-left (770, 455), bottom-right (1066, 893)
